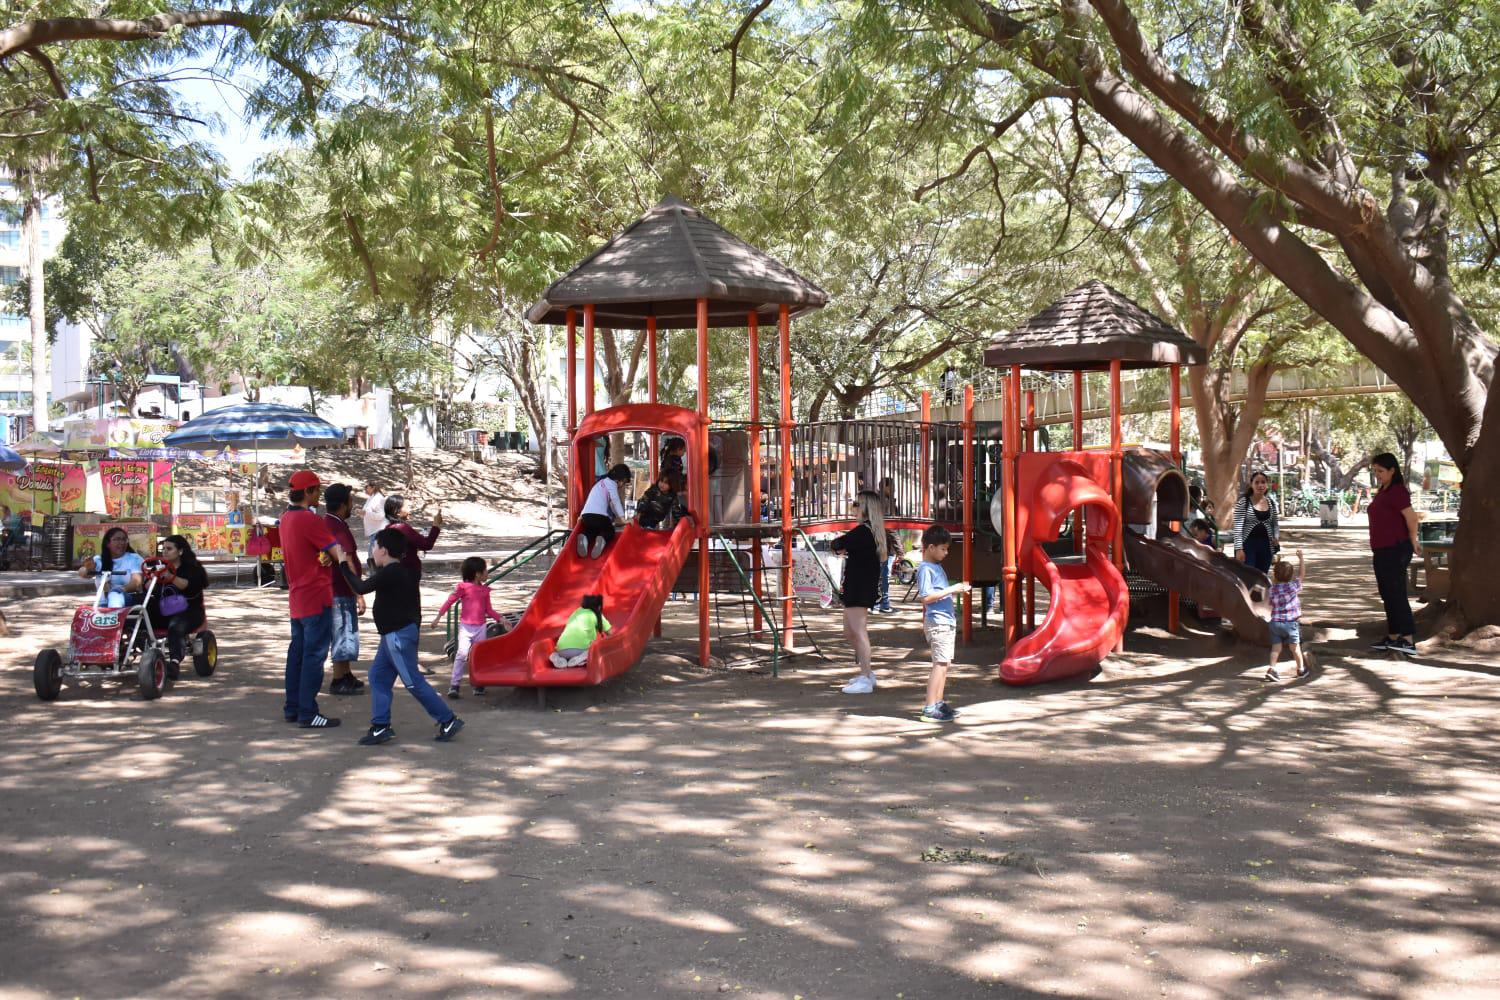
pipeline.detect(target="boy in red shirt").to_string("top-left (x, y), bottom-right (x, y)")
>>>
top-left (281, 470), bottom-right (345, 728)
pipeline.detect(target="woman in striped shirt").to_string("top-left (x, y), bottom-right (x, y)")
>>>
top-left (1233, 471), bottom-right (1279, 574)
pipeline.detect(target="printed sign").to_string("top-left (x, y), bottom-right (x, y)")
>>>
top-left (172, 513), bottom-right (248, 557)
top-left (72, 521), bottom-right (158, 566)
top-left (0, 462), bottom-right (87, 523)
top-left (68, 606), bottom-right (125, 664)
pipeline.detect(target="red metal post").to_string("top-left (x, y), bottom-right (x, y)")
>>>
top-left (1002, 365), bottom-right (1021, 650)
top-left (696, 299), bottom-right (711, 668)
top-left (778, 305), bottom-right (795, 651)
top-left (583, 304), bottom-right (596, 419)
top-left (748, 312), bottom-right (764, 631)
top-left (919, 390), bottom-right (931, 519)
top-left (1168, 363), bottom-right (1182, 633)
top-left (962, 383), bottom-right (975, 642)
top-left (565, 308), bottom-right (577, 524)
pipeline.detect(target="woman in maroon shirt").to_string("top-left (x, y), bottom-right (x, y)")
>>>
top-left (1366, 453), bottom-right (1423, 656)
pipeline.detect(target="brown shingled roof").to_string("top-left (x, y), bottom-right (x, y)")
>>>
top-left (983, 279), bottom-right (1206, 371)
top-left (526, 195), bottom-right (829, 330)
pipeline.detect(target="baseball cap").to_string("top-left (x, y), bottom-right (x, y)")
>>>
top-left (288, 470), bottom-right (321, 490)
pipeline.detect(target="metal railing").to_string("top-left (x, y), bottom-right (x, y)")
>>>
top-left (443, 529), bottom-right (570, 646)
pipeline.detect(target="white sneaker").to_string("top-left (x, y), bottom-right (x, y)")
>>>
top-left (590, 536), bottom-right (607, 558)
top-left (842, 674), bottom-right (875, 694)
top-left (576, 533), bottom-right (588, 558)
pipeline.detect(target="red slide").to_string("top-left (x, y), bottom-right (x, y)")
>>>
top-left (1001, 456), bottom-right (1130, 686)
top-left (468, 403), bottom-right (700, 690)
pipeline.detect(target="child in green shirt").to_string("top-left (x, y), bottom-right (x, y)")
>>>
top-left (550, 594), bottom-right (612, 668)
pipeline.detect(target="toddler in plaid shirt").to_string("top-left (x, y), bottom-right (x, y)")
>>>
top-left (1265, 548), bottom-right (1308, 683)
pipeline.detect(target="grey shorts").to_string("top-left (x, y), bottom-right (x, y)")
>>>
top-left (924, 622), bottom-right (956, 664)
top-left (1268, 620), bottom-right (1301, 646)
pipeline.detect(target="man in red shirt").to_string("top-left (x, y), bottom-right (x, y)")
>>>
top-left (281, 470), bottom-right (345, 728)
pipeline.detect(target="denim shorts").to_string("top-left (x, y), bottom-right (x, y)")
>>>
top-left (330, 596), bottom-right (360, 661)
top-left (1268, 620), bottom-right (1300, 646)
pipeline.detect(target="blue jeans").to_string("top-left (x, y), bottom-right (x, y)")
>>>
top-left (330, 596), bottom-right (360, 662)
top-left (285, 607), bottom-right (333, 722)
top-left (369, 624), bottom-right (452, 728)
top-left (877, 557), bottom-right (892, 610)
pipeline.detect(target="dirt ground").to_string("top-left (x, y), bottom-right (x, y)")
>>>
top-left (2, 526), bottom-right (1498, 999)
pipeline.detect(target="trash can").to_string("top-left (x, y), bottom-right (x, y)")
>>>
top-left (1319, 499), bottom-right (1338, 528)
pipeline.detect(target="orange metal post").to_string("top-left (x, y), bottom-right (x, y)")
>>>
top-left (1072, 370), bottom-right (1083, 553)
top-left (748, 312), bottom-right (764, 631)
top-left (1109, 359), bottom-right (1123, 572)
top-left (1167, 363), bottom-right (1182, 632)
top-left (962, 383), bottom-right (975, 642)
top-left (648, 316), bottom-right (659, 469)
top-left (1002, 366), bottom-right (1021, 649)
top-left (565, 308), bottom-right (577, 524)
top-left (1110, 360), bottom-right (1124, 653)
top-left (919, 390), bottom-right (931, 519)
top-left (1025, 387), bottom-right (1036, 632)
top-left (778, 305), bottom-right (794, 651)
top-left (695, 299), bottom-right (712, 668)
top-left (583, 304), bottom-right (596, 419)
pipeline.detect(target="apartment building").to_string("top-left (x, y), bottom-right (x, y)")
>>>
top-left (0, 176), bottom-right (64, 443)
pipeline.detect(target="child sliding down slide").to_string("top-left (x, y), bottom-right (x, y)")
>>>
top-left (550, 594), bottom-right (612, 668)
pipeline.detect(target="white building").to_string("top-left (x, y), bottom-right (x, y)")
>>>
top-left (0, 176), bottom-right (65, 443)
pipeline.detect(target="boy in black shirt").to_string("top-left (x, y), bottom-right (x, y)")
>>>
top-left (341, 527), bottom-right (463, 745)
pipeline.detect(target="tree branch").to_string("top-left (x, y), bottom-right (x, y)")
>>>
top-left (718, 0), bottom-right (772, 104)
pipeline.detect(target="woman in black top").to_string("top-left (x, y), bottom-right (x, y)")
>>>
top-left (146, 534), bottom-right (210, 666)
top-left (831, 490), bottom-right (887, 694)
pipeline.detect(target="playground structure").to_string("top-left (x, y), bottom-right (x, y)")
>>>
top-left (468, 200), bottom-right (1276, 693)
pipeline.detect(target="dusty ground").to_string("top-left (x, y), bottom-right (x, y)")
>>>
top-left (1, 527), bottom-right (1497, 999)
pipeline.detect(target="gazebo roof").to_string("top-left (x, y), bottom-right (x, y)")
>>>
top-left (983, 279), bottom-right (1206, 371)
top-left (526, 195), bottom-right (828, 330)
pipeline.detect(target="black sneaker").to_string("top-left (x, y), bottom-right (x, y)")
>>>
top-left (358, 724), bottom-right (394, 745)
top-left (435, 716), bottom-right (465, 742)
top-left (329, 675), bottom-right (353, 695)
top-left (1369, 638), bottom-right (1391, 652)
top-left (447, 686), bottom-right (462, 699)
top-left (346, 674), bottom-right (365, 691)
top-left (1387, 638), bottom-right (1418, 657)
top-left (300, 714), bottom-right (341, 729)
top-left (473, 686), bottom-right (486, 695)
top-left (921, 702), bottom-right (957, 722)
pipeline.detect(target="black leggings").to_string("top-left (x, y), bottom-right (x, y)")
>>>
top-left (1372, 541), bottom-right (1415, 637)
top-left (164, 607), bottom-right (206, 662)
top-left (579, 513), bottom-right (616, 546)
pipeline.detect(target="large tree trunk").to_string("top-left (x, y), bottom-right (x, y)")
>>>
top-left (23, 194), bottom-right (47, 432)
top-left (953, 0), bottom-right (1500, 629)
top-left (1188, 363), bottom-right (1270, 516)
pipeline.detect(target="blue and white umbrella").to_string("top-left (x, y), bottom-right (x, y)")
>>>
top-left (162, 402), bottom-right (345, 451)
top-left (0, 442), bottom-right (24, 471)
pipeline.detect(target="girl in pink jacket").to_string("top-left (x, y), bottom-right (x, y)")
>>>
top-left (430, 557), bottom-right (507, 698)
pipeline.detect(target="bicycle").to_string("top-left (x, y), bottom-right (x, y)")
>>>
top-left (1338, 486), bottom-right (1372, 520)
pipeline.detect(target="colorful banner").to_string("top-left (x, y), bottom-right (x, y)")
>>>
top-left (0, 462), bottom-right (87, 524)
top-left (72, 520), bottom-right (158, 566)
top-left (61, 418), bottom-right (180, 453)
top-left (100, 461), bottom-right (151, 518)
top-left (172, 513), bottom-right (248, 557)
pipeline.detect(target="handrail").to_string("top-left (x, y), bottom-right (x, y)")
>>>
top-left (711, 530), bottom-right (783, 677)
top-left (445, 529), bottom-right (571, 645)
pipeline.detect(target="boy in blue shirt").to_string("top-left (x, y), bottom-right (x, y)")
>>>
top-left (916, 525), bottom-right (968, 722)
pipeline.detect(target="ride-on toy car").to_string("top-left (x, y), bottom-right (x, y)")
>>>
top-left (33, 564), bottom-right (217, 701)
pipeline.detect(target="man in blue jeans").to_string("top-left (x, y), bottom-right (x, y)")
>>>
top-left (280, 470), bottom-right (346, 729)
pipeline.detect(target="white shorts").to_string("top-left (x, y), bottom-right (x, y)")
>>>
top-left (924, 623), bottom-right (956, 664)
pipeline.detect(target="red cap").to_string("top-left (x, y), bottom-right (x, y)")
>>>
top-left (288, 470), bottom-right (321, 490)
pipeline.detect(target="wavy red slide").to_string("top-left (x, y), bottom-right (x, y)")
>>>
top-left (1001, 457), bottom-right (1130, 686)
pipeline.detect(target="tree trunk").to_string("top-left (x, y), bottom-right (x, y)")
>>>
top-left (1187, 364), bottom-right (1271, 517)
top-left (1449, 387), bottom-right (1500, 629)
top-left (23, 195), bottom-right (47, 431)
